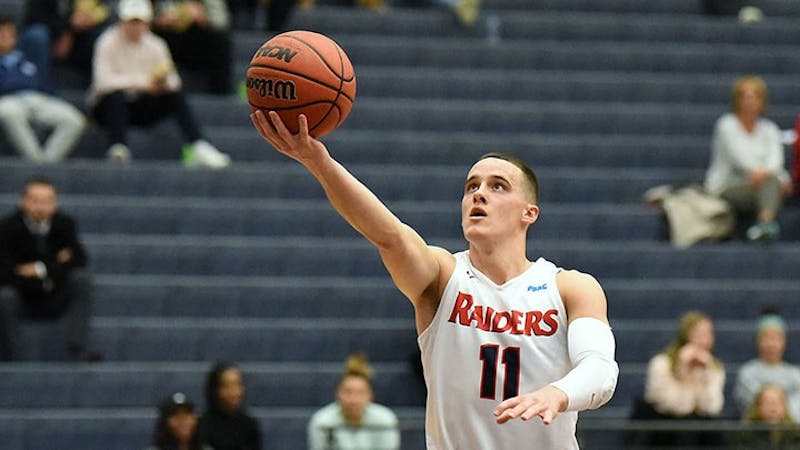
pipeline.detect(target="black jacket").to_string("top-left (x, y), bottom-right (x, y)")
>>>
top-left (0, 209), bottom-right (88, 301)
top-left (199, 410), bottom-right (262, 450)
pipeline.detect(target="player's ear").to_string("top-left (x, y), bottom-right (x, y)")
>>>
top-left (522, 204), bottom-right (539, 225)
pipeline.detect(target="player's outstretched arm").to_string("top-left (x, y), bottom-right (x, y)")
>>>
top-left (494, 270), bottom-right (618, 425)
top-left (251, 111), bottom-right (449, 310)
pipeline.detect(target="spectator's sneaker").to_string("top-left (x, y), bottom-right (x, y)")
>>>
top-left (184, 140), bottom-right (230, 169)
top-left (746, 221), bottom-right (780, 242)
top-left (106, 143), bottom-right (132, 162)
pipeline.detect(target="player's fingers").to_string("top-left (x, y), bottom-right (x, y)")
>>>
top-left (539, 408), bottom-right (557, 426)
top-left (495, 400), bottom-right (530, 424)
top-left (269, 111), bottom-right (295, 141)
top-left (250, 111), bottom-right (286, 152)
top-left (297, 114), bottom-right (310, 137)
top-left (493, 397), bottom-right (519, 417)
top-left (520, 402), bottom-right (547, 422)
top-left (251, 111), bottom-right (276, 139)
top-left (251, 112), bottom-right (284, 149)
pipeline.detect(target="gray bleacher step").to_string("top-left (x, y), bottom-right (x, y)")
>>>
top-left (186, 96), bottom-right (797, 136)
top-left (210, 127), bottom-right (719, 168)
top-left (0, 363), bottom-right (677, 412)
top-left (347, 67), bottom-right (800, 105)
top-left (236, 34), bottom-right (800, 75)
top-left (85, 274), bottom-right (800, 320)
top-left (481, 0), bottom-right (800, 15)
top-left (284, 7), bottom-right (800, 45)
top-left (0, 195), bottom-right (668, 241)
top-left (62, 121), bottom-right (722, 168)
top-left (21, 316), bottom-right (797, 364)
top-left (78, 234), bottom-right (800, 280)
top-left (0, 159), bottom-right (706, 203)
top-left (0, 361), bottom-right (423, 408)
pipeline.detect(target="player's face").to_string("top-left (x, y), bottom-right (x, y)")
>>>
top-left (461, 158), bottom-right (536, 241)
top-left (20, 183), bottom-right (58, 224)
top-left (216, 368), bottom-right (245, 413)
top-left (336, 376), bottom-right (372, 423)
top-left (757, 328), bottom-right (786, 364)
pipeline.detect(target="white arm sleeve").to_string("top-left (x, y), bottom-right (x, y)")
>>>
top-left (550, 317), bottom-right (619, 411)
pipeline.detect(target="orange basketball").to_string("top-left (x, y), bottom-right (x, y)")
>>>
top-left (246, 30), bottom-right (356, 138)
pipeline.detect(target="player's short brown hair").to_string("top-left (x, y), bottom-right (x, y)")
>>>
top-left (479, 152), bottom-right (539, 202)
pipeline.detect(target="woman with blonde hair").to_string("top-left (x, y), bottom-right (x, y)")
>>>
top-left (644, 310), bottom-right (726, 418)
top-left (308, 353), bottom-right (400, 450)
top-left (704, 75), bottom-right (793, 242)
top-left (737, 384), bottom-right (800, 447)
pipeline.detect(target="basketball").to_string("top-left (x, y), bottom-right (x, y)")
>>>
top-left (246, 30), bottom-right (356, 138)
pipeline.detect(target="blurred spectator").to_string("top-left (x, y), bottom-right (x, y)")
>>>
top-left (0, 15), bottom-right (86, 163)
top-left (151, 0), bottom-right (233, 94)
top-left (199, 362), bottom-right (262, 450)
top-left (87, 0), bottom-right (230, 168)
top-left (645, 311), bottom-right (725, 418)
top-left (0, 177), bottom-right (99, 362)
top-left (736, 384), bottom-right (800, 448)
top-left (20, 0), bottom-right (113, 89)
top-left (734, 307), bottom-right (800, 420)
top-left (145, 392), bottom-right (213, 450)
top-left (703, 75), bottom-right (793, 242)
top-left (627, 311), bottom-right (726, 446)
top-left (308, 353), bottom-right (400, 450)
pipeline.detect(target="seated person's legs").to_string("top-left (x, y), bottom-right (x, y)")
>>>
top-left (0, 95), bottom-right (45, 161)
top-left (91, 90), bottom-right (132, 159)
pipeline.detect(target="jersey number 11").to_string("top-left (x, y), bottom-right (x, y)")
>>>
top-left (479, 344), bottom-right (521, 400)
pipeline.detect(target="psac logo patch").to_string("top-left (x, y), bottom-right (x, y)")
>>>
top-left (527, 283), bottom-right (547, 293)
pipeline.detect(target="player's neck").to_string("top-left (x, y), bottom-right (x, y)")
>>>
top-left (468, 241), bottom-right (530, 285)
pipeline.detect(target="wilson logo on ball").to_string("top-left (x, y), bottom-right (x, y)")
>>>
top-left (246, 76), bottom-right (297, 101)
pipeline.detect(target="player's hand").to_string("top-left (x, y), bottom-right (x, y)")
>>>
top-left (493, 385), bottom-right (568, 425)
top-left (251, 110), bottom-right (328, 166)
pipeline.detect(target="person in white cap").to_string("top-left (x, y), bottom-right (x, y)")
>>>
top-left (86, 0), bottom-right (230, 168)
top-left (735, 307), bottom-right (800, 421)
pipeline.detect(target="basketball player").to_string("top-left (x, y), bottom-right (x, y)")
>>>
top-left (251, 110), bottom-right (619, 449)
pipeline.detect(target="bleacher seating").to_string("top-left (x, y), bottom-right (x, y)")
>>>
top-left (1, 0), bottom-right (799, 448)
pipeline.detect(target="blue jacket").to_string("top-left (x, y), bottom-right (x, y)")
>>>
top-left (0, 49), bottom-right (43, 96)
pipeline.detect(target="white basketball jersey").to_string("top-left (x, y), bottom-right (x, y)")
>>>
top-left (418, 251), bottom-right (578, 450)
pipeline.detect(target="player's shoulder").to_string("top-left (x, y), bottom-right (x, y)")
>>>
top-left (555, 267), bottom-right (601, 287)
